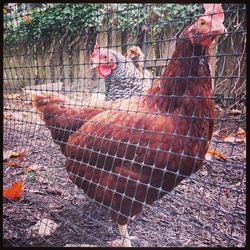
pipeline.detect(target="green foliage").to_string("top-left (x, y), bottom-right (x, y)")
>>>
top-left (115, 4), bottom-right (148, 31)
top-left (4, 3), bottom-right (103, 47)
top-left (114, 4), bottom-right (202, 34)
top-left (4, 3), bottom-right (203, 47)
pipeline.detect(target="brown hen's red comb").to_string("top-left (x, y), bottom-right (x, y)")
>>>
top-left (203, 4), bottom-right (224, 22)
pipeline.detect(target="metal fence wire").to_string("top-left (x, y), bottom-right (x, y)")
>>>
top-left (3, 3), bottom-right (246, 247)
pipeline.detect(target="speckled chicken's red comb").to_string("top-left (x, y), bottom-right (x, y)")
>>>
top-left (91, 42), bottom-right (100, 58)
top-left (94, 42), bottom-right (100, 50)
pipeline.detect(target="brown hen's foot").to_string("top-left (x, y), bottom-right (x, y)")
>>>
top-left (109, 238), bottom-right (131, 247)
top-left (108, 224), bottom-right (132, 247)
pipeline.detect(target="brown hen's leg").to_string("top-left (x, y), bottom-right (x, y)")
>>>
top-left (110, 224), bottom-right (131, 247)
top-left (118, 224), bottom-right (131, 247)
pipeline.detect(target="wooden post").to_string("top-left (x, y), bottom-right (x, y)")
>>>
top-left (44, 41), bottom-right (53, 84)
top-left (62, 40), bottom-right (71, 90)
top-left (210, 40), bottom-right (217, 92)
top-left (72, 42), bottom-right (80, 87)
top-left (25, 44), bottom-right (37, 86)
top-left (10, 46), bottom-right (25, 89)
top-left (35, 43), bottom-right (44, 84)
top-left (78, 41), bottom-right (88, 91)
top-left (3, 57), bottom-right (16, 91)
top-left (52, 40), bottom-right (61, 83)
top-left (18, 45), bottom-right (30, 87)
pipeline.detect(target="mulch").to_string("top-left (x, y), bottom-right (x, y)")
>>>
top-left (3, 92), bottom-right (246, 247)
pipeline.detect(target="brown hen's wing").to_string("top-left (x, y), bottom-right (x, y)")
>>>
top-left (65, 102), bottom-right (211, 225)
top-left (65, 109), bottom-right (171, 224)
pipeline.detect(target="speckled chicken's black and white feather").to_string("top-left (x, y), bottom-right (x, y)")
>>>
top-left (104, 51), bottom-right (145, 100)
top-left (91, 45), bottom-right (147, 101)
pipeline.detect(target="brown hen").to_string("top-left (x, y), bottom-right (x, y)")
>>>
top-left (64, 4), bottom-right (226, 247)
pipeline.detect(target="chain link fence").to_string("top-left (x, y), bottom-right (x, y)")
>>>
top-left (3, 3), bottom-right (246, 247)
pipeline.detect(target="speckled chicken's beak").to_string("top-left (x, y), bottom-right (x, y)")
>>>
top-left (90, 51), bottom-right (100, 69)
top-left (92, 62), bottom-right (99, 69)
top-left (91, 57), bottom-right (100, 69)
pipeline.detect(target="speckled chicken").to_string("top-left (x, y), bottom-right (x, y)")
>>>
top-left (64, 4), bottom-right (225, 247)
top-left (91, 43), bottom-right (146, 100)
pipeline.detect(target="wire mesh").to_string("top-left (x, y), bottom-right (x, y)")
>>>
top-left (3, 3), bottom-right (246, 247)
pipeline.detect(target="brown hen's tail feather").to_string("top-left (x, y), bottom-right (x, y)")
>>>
top-left (31, 92), bottom-right (66, 113)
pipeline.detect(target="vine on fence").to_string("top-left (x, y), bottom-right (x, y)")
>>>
top-left (4, 4), bottom-right (103, 48)
top-left (3, 3), bottom-right (246, 108)
top-left (4, 3), bottom-right (202, 48)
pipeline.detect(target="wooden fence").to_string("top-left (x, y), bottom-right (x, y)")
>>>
top-left (3, 27), bottom-right (245, 101)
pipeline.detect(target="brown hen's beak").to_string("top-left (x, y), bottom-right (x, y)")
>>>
top-left (210, 19), bottom-right (226, 35)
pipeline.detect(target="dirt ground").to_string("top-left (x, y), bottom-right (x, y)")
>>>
top-left (3, 92), bottom-right (246, 247)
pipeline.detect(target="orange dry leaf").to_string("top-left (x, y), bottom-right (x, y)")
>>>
top-left (237, 127), bottom-right (246, 138)
top-left (205, 149), bottom-right (228, 161)
top-left (3, 150), bottom-right (15, 161)
top-left (212, 129), bottom-right (227, 139)
top-left (227, 108), bottom-right (242, 116)
top-left (224, 127), bottom-right (246, 144)
top-left (224, 136), bottom-right (245, 144)
top-left (18, 150), bottom-right (28, 161)
top-left (25, 164), bottom-right (42, 172)
top-left (4, 112), bottom-right (13, 120)
top-left (5, 161), bottom-right (22, 168)
top-left (3, 179), bottom-right (24, 200)
top-left (4, 149), bottom-right (28, 159)
top-left (10, 150), bottom-right (28, 161)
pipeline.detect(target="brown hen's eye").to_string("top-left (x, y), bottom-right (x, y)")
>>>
top-left (199, 21), bottom-right (205, 26)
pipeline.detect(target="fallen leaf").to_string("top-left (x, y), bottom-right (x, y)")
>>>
top-left (25, 164), bottom-right (42, 172)
top-left (23, 15), bottom-right (32, 23)
top-left (237, 127), bottom-right (246, 138)
top-left (223, 127), bottom-right (246, 144)
top-left (28, 189), bottom-right (45, 195)
top-left (14, 164), bottom-right (43, 175)
top-left (4, 112), bottom-right (13, 119)
top-left (11, 152), bottom-right (21, 157)
top-left (227, 108), bottom-right (242, 116)
top-left (205, 149), bottom-right (228, 161)
top-left (3, 179), bottom-right (24, 200)
top-left (200, 168), bottom-right (208, 176)
top-left (3, 150), bottom-right (14, 161)
top-left (212, 129), bottom-right (227, 138)
top-left (12, 149), bottom-right (28, 161)
top-left (224, 136), bottom-right (245, 144)
top-left (27, 218), bottom-right (59, 237)
top-left (4, 93), bottom-right (21, 99)
top-left (3, 149), bottom-right (28, 160)
top-left (205, 153), bottom-right (212, 161)
top-left (5, 161), bottom-right (22, 168)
